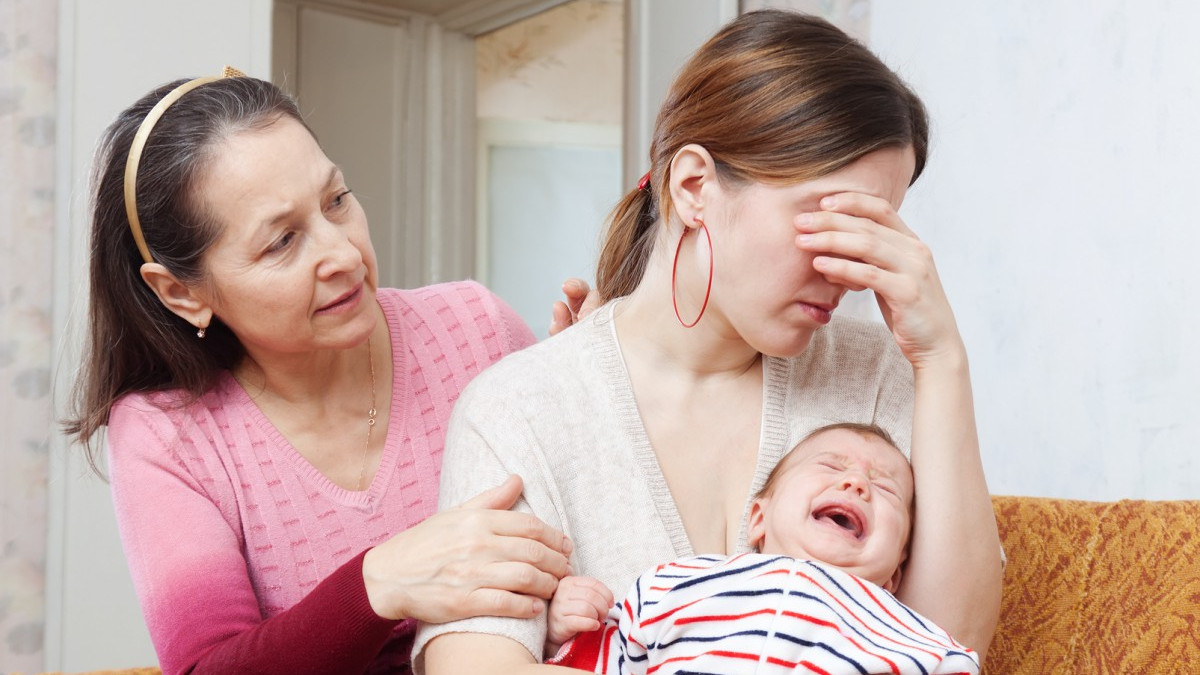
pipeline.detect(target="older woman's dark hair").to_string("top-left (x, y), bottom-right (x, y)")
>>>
top-left (597, 9), bottom-right (929, 300)
top-left (64, 76), bottom-right (308, 469)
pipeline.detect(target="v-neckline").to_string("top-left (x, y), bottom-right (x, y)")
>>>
top-left (228, 300), bottom-right (409, 510)
top-left (593, 302), bottom-right (791, 557)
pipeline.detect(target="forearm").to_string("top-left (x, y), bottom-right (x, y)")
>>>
top-left (424, 633), bottom-right (590, 675)
top-left (898, 348), bottom-right (1002, 659)
top-left (188, 549), bottom-right (398, 674)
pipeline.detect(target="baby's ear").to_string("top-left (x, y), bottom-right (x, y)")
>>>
top-left (747, 499), bottom-right (767, 552)
top-left (883, 566), bottom-right (903, 593)
top-left (883, 549), bottom-right (908, 593)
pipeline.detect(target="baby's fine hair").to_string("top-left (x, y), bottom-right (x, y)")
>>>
top-left (756, 422), bottom-right (902, 500)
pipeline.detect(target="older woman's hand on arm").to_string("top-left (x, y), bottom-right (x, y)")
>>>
top-left (795, 190), bottom-right (1003, 659)
top-left (363, 475), bottom-right (573, 623)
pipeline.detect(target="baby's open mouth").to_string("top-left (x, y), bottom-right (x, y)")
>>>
top-left (814, 505), bottom-right (865, 539)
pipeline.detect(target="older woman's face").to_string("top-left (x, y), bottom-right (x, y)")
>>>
top-left (191, 116), bottom-right (379, 359)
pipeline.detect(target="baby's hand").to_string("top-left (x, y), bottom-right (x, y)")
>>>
top-left (545, 575), bottom-right (615, 657)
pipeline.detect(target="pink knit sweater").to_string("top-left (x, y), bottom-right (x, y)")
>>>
top-left (108, 282), bottom-right (536, 675)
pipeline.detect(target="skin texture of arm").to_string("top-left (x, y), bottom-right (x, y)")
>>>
top-left (897, 351), bottom-right (1002, 659)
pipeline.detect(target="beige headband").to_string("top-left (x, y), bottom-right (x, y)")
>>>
top-left (123, 66), bottom-right (246, 264)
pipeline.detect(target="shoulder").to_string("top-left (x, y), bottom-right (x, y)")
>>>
top-left (381, 280), bottom-right (492, 309)
top-left (379, 282), bottom-right (536, 355)
top-left (107, 379), bottom-right (247, 480)
top-left (380, 281), bottom-right (507, 323)
top-left (453, 303), bottom-right (610, 408)
top-left (108, 389), bottom-right (194, 450)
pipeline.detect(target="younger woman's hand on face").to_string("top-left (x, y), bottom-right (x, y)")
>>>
top-left (793, 191), bottom-right (965, 369)
top-left (362, 475), bottom-right (573, 624)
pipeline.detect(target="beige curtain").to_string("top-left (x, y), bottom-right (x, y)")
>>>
top-left (0, 0), bottom-right (57, 671)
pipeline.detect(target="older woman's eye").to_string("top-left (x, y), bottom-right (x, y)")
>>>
top-left (267, 231), bottom-right (296, 254)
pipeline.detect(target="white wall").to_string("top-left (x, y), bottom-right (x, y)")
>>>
top-left (49, 1), bottom-right (272, 669)
top-left (868, 2), bottom-right (1200, 500)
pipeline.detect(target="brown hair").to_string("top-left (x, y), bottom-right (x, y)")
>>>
top-left (596, 10), bottom-right (929, 300)
top-left (63, 76), bottom-right (310, 470)
top-left (756, 422), bottom-right (902, 500)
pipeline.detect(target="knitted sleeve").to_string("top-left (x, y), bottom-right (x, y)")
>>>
top-left (108, 399), bottom-right (398, 675)
top-left (410, 374), bottom-right (565, 667)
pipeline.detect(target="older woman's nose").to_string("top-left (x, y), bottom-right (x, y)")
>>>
top-left (315, 221), bottom-right (364, 278)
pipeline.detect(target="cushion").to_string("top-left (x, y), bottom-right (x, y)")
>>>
top-left (987, 496), bottom-right (1200, 674)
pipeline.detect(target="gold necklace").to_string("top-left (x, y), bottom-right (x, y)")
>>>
top-left (356, 337), bottom-right (378, 492)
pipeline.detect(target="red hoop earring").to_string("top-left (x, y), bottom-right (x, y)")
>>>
top-left (671, 218), bottom-right (713, 328)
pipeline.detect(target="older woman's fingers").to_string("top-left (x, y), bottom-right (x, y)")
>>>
top-left (462, 588), bottom-right (546, 619)
top-left (550, 278), bottom-right (602, 336)
top-left (561, 278), bottom-right (592, 314)
top-left (550, 301), bottom-right (573, 336)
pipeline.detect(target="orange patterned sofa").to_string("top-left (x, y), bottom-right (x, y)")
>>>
top-left (986, 495), bottom-right (1200, 673)
top-left (36, 496), bottom-right (1200, 675)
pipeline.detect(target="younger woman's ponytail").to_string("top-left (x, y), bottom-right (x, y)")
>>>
top-left (596, 178), bottom-right (658, 302)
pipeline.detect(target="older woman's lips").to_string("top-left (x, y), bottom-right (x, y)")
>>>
top-left (317, 284), bottom-right (363, 314)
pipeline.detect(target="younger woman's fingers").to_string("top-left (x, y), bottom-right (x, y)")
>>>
top-left (811, 256), bottom-right (904, 301)
top-left (819, 191), bottom-right (913, 235)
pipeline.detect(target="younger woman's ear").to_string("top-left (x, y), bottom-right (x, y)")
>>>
top-left (747, 499), bottom-right (767, 552)
top-left (139, 262), bottom-right (213, 329)
top-left (667, 143), bottom-right (719, 229)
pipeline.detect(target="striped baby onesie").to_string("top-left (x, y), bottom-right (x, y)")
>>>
top-left (550, 553), bottom-right (978, 675)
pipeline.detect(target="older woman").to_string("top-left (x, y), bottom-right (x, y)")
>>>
top-left (65, 72), bottom-right (572, 674)
top-left (419, 10), bottom-right (1002, 674)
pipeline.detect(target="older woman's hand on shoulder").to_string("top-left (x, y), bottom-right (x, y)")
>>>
top-left (548, 278), bottom-right (600, 337)
top-left (362, 475), bottom-right (573, 623)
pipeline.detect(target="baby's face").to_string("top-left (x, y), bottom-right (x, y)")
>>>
top-left (748, 428), bottom-right (914, 590)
